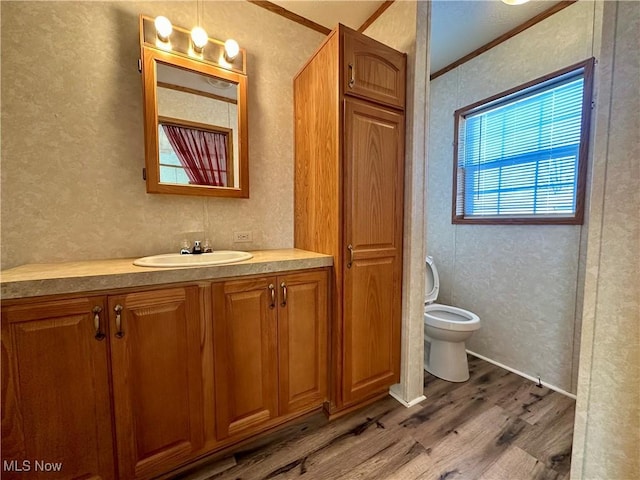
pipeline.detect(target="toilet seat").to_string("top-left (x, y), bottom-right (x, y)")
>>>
top-left (424, 303), bottom-right (480, 332)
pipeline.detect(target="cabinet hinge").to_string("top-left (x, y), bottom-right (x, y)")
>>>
top-left (142, 167), bottom-right (146, 180)
top-left (138, 58), bottom-right (142, 73)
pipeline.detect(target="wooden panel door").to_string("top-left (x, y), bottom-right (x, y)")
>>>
top-left (343, 97), bottom-right (404, 405)
top-left (108, 287), bottom-right (204, 479)
top-left (342, 26), bottom-right (406, 109)
top-left (1, 297), bottom-right (115, 480)
top-left (212, 277), bottom-right (279, 440)
top-left (278, 270), bottom-right (328, 415)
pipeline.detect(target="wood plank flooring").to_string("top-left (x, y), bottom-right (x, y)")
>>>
top-left (175, 356), bottom-right (575, 480)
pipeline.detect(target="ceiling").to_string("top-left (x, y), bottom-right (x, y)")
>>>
top-left (269, 0), bottom-right (563, 73)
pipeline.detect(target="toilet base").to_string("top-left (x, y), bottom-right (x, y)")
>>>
top-left (424, 338), bottom-right (470, 382)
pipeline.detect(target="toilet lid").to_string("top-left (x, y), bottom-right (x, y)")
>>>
top-left (425, 256), bottom-right (439, 304)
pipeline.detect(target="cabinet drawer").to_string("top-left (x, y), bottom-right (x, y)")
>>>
top-left (342, 27), bottom-right (406, 109)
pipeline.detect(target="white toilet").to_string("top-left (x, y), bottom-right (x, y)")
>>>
top-left (424, 256), bottom-right (481, 382)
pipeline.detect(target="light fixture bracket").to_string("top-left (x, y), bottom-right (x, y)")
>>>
top-left (140, 15), bottom-right (246, 74)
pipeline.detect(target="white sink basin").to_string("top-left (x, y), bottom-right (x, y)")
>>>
top-left (133, 251), bottom-right (253, 268)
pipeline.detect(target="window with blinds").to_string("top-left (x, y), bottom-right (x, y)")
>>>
top-left (453, 58), bottom-right (595, 225)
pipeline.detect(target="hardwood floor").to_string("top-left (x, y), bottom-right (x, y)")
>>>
top-left (175, 356), bottom-right (575, 480)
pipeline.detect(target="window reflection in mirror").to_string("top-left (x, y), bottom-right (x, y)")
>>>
top-left (158, 121), bottom-right (234, 186)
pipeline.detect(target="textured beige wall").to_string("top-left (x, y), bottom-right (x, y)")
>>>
top-left (0, 1), bottom-right (324, 269)
top-left (365, 0), bottom-right (429, 405)
top-left (571, 1), bottom-right (640, 478)
top-left (427, 0), bottom-right (597, 393)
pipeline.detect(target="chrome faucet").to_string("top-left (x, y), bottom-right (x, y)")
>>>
top-left (180, 240), bottom-right (212, 255)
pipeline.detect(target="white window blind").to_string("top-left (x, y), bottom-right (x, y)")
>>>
top-left (453, 60), bottom-right (593, 224)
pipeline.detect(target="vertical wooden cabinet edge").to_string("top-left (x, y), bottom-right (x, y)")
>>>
top-left (198, 283), bottom-right (218, 451)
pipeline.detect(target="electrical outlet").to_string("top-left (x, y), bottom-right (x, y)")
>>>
top-left (233, 231), bottom-right (253, 243)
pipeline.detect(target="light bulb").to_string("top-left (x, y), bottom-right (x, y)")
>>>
top-left (154, 16), bottom-right (173, 42)
top-left (224, 39), bottom-right (240, 61)
top-left (191, 26), bottom-right (208, 50)
top-left (501, 0), bottom-right (530, 4)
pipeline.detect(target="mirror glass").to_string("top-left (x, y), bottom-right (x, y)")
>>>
top-left (156, 63), bottom-right (239, 188)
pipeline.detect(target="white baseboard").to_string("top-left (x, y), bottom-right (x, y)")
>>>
top-left (466, 350), bottom-right (577, 400)
top-left (389, 390), bottom-right (426, 408)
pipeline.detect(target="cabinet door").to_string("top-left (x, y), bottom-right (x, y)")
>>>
top-left (343, 97), bottom-right (404, 406)
top-left (342, 26), bottom-right (406, 109)
top-left (1, 297), bottom-right (115, 480)
top-left (108, 287), bottom-right (204, 479)
top-left (212, 278), bottom-right (278, 440)
top-left (278, 270), bottom-right (328, 415)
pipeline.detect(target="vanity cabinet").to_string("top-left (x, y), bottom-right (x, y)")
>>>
top-left (0, 256), bottom-right (331, 479)
top-left (294, 25), bottom-right (405, 413)
top-left (1, 286), bottom-right (205, 480)
top-left (1, 297), bottom-right (115, 480)
top-left (212, 270), bottom-right (328, 439)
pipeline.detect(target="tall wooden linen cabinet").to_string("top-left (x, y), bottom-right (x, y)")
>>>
top-left (294, 25), bottom-right (406, 414)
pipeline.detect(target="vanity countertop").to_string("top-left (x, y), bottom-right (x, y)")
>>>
top-left (1, 249), bottom-right (333, 300)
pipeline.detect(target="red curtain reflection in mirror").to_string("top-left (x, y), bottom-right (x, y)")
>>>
top-left (162, 124), bottom-right (228, 186)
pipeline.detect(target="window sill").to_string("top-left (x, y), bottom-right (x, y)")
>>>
top-left (452, 216), bottom-right (584, 226)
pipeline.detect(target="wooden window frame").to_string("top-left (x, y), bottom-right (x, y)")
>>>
top-left (452, 57), bottom-right (595, 225)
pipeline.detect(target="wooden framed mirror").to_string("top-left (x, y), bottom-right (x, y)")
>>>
top-left (140, 15), bottom-right (249, 197)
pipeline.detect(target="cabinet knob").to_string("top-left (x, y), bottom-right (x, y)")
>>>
top-left (348, 63), bottom-right (355, 88)
top-left (347, 244), bottom-right (354, 269)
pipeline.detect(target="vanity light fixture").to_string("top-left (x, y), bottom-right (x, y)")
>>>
top-left (141, 15), bottom-right (245, 73)
top-left (501, 0), bottom-right (530, 4)
top-left (224, 39), bottom-right (240, 61)
top-left (154, 16), bottom-right (173, 42)
top-left (190, 26), bottom-right (208, 53)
